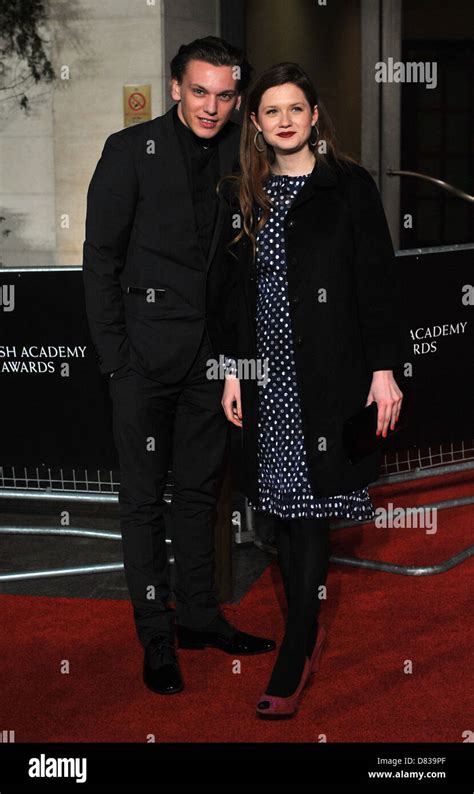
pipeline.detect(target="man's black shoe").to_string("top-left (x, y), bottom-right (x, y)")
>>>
top-left (143, 633), bottom-right (183, 694)
top-left (176, 622), bottom-right (276, 655)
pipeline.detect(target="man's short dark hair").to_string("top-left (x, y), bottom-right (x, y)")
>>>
top-left (170, 35), bottom-right (252, 94)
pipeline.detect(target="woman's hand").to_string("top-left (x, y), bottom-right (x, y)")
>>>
top-left (366, 370), bottom-right (403, 437)
top-left (222, 375), bottom-right (243, 427)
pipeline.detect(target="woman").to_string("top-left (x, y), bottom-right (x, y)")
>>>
top-left (220, 63), bottom-right (404, 719)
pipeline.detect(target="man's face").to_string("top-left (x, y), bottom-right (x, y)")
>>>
top-left (170, 59), bottom-right (241, 139)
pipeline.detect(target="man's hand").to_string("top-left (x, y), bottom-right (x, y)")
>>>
top-left (366, 370), bottom-right (403, 437)
top-left (221, 375), bottom-right (242, 427)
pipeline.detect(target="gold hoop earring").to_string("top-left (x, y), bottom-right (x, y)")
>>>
top-left (309, 124), bottom-right (320, 148)
top-left (254, 130), bottom-right (266, 153)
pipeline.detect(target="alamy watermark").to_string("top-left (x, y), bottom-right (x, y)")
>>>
top-left (374, 503), bottom-right (438, 534)
top-left (28, 754), bottom-right (87, 783)
top-left (206, 355), bottom-right (269, 387)
top-left (375, 57), bottom-right (437, 89)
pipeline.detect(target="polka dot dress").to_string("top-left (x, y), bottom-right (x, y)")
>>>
top-left (246, 171), bottom-right (376, 522)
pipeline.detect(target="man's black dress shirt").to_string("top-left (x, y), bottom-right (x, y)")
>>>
top-left (172, 104), bottom-right (221, 262)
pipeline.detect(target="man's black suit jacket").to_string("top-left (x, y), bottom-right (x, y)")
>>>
top-left (82, 106), bottom-right (240, 383)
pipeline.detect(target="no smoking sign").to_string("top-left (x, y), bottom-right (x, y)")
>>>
top-left (123, 84), bottom-right (152, 127)
top-left (128, 92), bottom-right (146, 112)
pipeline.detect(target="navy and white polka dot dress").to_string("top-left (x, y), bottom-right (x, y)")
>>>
top-left (246, 171), bottom-right (376, 522)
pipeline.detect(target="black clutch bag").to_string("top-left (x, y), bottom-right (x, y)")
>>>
top-left (342, 401), bottom-right (400, 464)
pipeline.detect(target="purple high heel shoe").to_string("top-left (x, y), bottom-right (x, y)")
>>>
top-left (256, 656), bottom-right (312, 719)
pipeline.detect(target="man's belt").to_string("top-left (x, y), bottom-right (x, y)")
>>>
top-left (125, 286), bottom-right (166, 297)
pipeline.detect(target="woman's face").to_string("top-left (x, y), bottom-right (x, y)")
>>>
top-left (250, 83), bottom-right (318, 155)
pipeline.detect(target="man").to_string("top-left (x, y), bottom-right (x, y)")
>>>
top-left (83, 37), bottom-right (275, 695)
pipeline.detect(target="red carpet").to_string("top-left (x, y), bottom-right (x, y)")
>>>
top-left (1, 470), bottom-right (472, 742)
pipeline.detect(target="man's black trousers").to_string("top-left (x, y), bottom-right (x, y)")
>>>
top-left (109, 332), bottom-right (228, 648)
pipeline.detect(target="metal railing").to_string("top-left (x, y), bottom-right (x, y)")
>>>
top-left (387, 168), bottom-right (474, 203)
top-left (0, 467), bottom-right (175, 583)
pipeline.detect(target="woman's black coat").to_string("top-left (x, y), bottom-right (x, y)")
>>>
top-left (221, 157), bottom-right (405, 503)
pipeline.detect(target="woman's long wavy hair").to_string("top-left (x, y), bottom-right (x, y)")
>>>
top-left (221, 62), bottom-right (359, 258)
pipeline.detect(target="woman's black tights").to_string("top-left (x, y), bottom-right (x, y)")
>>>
top-left (265, 515), bottom-right (331, 697)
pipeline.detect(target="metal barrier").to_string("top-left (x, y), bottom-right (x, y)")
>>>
top-left (2, 440), bottom-right (473, 582)
top-left (330, 455), bottom-right (474, 575)
top-left (0, 467), bottom-right (174, 583)
top-left (1, 244), bottom-right (473, 583)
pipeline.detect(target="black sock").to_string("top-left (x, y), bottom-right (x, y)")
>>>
top-left (265, 516), bottom-right (331, 698)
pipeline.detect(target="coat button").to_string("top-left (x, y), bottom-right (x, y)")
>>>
top-left (289, 256), bottom-right (297, 268)
top-left (290, 296), bottom-right (300, 305)
top-left (296, 335), bottom-right (304, 345)
top-left (287, 219), bottom-right (296, 228)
